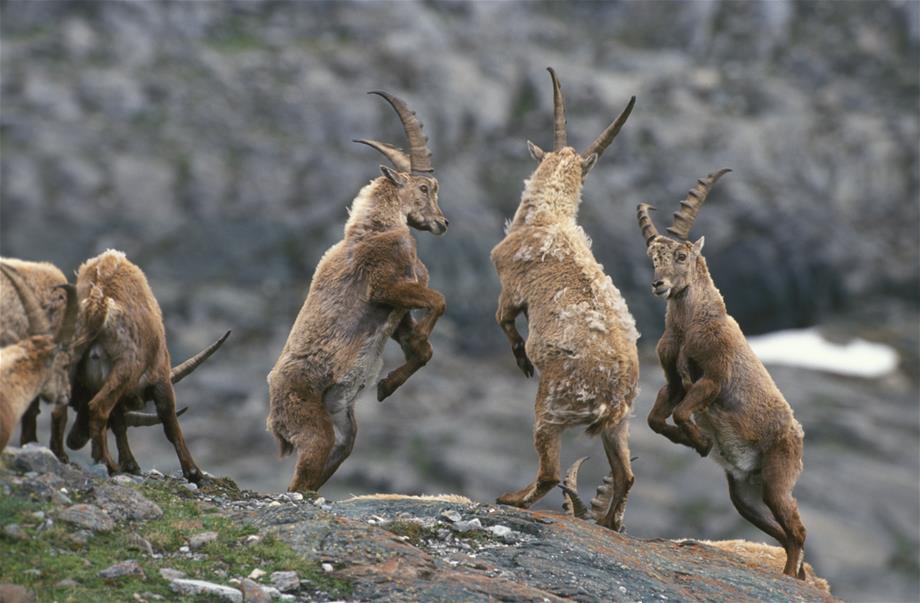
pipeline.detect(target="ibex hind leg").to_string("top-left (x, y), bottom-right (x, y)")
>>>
top-left (285, 392), bottom-right (336, 493)
top-left (598, 418), bottom-right (634, 532)
top-left (150, 380), bottom-right (202, 483)
top-left (761, 444), bottom-right (806, 579)
top-left (109, 406), bottom-right (141, 475)
top-left (726, 472), bottom-right (787, 547)
top-left (87, 365), bottom-right (136, 475)
top-left (317, 407), bottom-right (357, 486)
top-left (19, 398), bottom-right (40, 445)
top-left (49, 404), bottom-right (69, 463)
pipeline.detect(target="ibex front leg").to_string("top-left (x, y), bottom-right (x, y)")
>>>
top-left (370, 280), bottom-right (443, 401)
top-left (672, 377), bottom-right (720, 457)
top-left (496, 291), bottom-right (533, 377)
top-left (377, 313), bottom-right (433, 401)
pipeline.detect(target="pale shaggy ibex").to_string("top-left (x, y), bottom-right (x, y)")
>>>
top-left (268, 90), bottom-right (447, 493)
top-left (66, 249), bottom-right (207, 482)
top-left (636, 170), bottom-right (807, 578)
top-left (1, 258), bottom-right (72, 456)
top-left (0, 264), bottom-right (77, 451)
top-left (490, 68), bottom-right (640, 530)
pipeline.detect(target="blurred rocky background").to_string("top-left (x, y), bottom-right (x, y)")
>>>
top-left (1, 1), bottom-right (917, 601)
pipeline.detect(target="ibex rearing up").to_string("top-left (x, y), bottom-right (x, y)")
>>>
top-left (268, 91), bottom-right (447, 492)
top-left (491, 68), bottom-right (640, 531)
top-left (636, 171), bottom-right (807, 578)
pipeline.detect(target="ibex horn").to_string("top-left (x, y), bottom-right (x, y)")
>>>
top-left (124, 406), bottom-right (188, 428)
top-left (547, 67), bottom-right (567, 151)
top-left (666, 168), bottom-right (732, 240)
top-left (581, 95), bottom-right (636, 161)
top-left (1, 264), bottom-right (51, 336)
top-left (637, 203), bottom-right (661, 246)
top-left (170, 330), bottom-right (231, 384)
top-left (53, 284), bottom-right (79, 346)
top-left (559, 456), bottom-right (590, 519)
top-left (352, 139), bottom-right (411, 173)
top-left (368, 91), bottom-right (433, 174)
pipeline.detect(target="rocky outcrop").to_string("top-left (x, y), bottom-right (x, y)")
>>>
top-left (0, 445), bottom-right (834, 602)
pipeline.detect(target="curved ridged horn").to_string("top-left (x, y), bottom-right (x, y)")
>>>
top-left (53, 284), bottom-right (78, 346)
top-left (581, 96), bottom-right (636, 161)
top-left (637, 203), bottom-right (661, 246)
top-left (368, 91), bottom-right (433, 174)
top-left (124, 406), bottom-right (188, 428)
top-left (559, 456), bottom-right (590, 519)
top-left (666, 168), bottom-right (732, 240)
top-left (547, 67), bottom-right (567, 151)
top-left (170, 330), bottom-right (231, 384)
top-left (353, 139), bottom-right (411, 173)
top-left (1, 264), bottom-right (50, 336)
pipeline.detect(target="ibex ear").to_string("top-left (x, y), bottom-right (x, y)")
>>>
top-left (692, 236), bottom-right (705, 254)
top-left (581, 153), bottom-right (598, 177)
top-left (380, 165), bottom-right (407, 188)
top-left (527, 140), bottom-right (544, 161)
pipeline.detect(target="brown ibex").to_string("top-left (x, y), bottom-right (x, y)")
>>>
top-left (268, 91), bottom-right (447, 492)
top-left (635, 171), bottom-right (807, 578)
top-left (490, 68), bottom-right (639, 531)
top-left (63, 249), bottom-right (210, 482)
top-left (0, 264), bottom-right (77, 451)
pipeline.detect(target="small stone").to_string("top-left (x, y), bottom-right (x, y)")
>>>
top-left (287, 492), bottom-right (303, 501)
top-left (55, 578), bottom-right (79, 588)
top-left (58, 504), bottom-right (114, 532)
top-left (159, 568), bottom-right (186, 581)
top-left (111, 474), bottom-right (136, 485)
top-left (321, 563), bottom-right (334, 573)
top-left (23, 569), bottom-right (41, 578)
top-left (88, 463), bottom-right (110, 479)
top-left (99, 560), bottom-right (145, 580)
top-left (126, 533), bottom-right (154, 555)
top-left (312, 497), bottom-right (326, 506)
top-left (269, 571), bottom-right (299, 593)
top-left (0, 583), bottom-right (35, 603)
top-left (440, 510), bottom-right (462, 523)
top-left (31, 511), bottom-right (45, 521)
top-left (244, 535), bottom-right (262, 545)
top-left (279, 595), bottom-right (295, 602)
top-left (247, 568), bottom-right (266, 580)
top-left (64, 530), bottom-right (92, 547)
top-left (147, 469), bottom-right (164, 478)
top-left (618, 585), bottom-right (627, 594)
top-left (320, 504), bottom-right (332, 511)
top-left (489, 525), bottom-right (513, 538)
top-left (268, 501), bottom-right (281, 507)
top-left (3, 523), bottom-right (28, 541)
top-left (170, 579), bottom-right (242, 602)
top-left (452, 518), bottom-right (482, 533)
top-left (179, 545), bottom-right (190, 553)
top-left (240, 578), bottom-right (271, 603)
top-left (189, 531), bottom-right (219, 550)
top-left (182, 482), bottom-right (198, 491)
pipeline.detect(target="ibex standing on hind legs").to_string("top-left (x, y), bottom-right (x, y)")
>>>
top-left (268, 91), bottom-right (447, 493)
top-left (635, 171), bottom-right (807, 578)
top-left (491, 68), bottom-right (640, 531)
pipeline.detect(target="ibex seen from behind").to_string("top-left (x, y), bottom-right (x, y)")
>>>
top-left (0, 264), bottom-right (77, 451)
top-left (636, 171), bottom-right (807, 578)
top-left (268, 91), bottom-right (447, 492)
top-left (491, 68), bottom-right (640, 531)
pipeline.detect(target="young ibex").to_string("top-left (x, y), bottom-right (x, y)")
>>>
top-left (268, 91), bottom-right (447, 492)
top-left (64, 249), bottom-right (209, 482)
top-left (490, 68), bottom-right (640, 531)
top-left (1, 258), bottom-right (72, 456)
top-left (635, 171), bottom-right (807, 578)
top-left (0, 264), bottom-right (77, 451)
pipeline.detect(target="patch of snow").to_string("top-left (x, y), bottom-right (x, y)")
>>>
top-left (748, 328), bottom-right (898, 378)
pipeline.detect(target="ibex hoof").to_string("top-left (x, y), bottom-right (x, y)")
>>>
top-left (377, 379), bottom-right (396, 402)
top-left (119, 460), bottom-right (141, 475)
top-left (184, 467), bottom-right (203, 484)
top-left (695, 438), bottom-right (713, 458)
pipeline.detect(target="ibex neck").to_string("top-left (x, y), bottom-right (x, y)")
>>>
top-left (665, 258), bottom-right (726, 329)
top-left (344, 179), bottom-right (408, 239)
top-left (510, 170), bottom-right (583, 230)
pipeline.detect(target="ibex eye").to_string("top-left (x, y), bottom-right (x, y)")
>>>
top-left (420, 185), bottom-right (428, 193)
top-left (677, 253), bottom-right (687, 261)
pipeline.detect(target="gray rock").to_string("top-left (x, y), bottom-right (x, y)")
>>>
top-left (440, 510), bottom-right (462, 523)
top-left (58, 504), bottom-right (114, 532)
top-left (268, 571), bottom-right (299, 593)
top-left (125, 533), bottom-right (154, 555)
top-left (452, 518), bottom-right (482, 533)
top-left (240, 578), bottom-right (272, 603)
top-left (98, 560), bottom-right (145, 580)
top-left (188, 530), bottom-right (219, 550)
top-left (488, 525), bottom-right (513, 538)
top-left (55, 578), bottom-right (79, 588)
top-left (7, 445), bottom-right (61, 475)
top-left (93, 484), bottom-right (163, 521)
top-left (159, 568), bottom-right (186, 581)
top-left (2, 524), bottom-right (28, 541)
top-left (170, 579), bottom-right (242, 602)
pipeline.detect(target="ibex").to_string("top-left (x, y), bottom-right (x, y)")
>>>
top-left (1, 258), bottom-right (72, 456)
top-left (268, 91), bottom-right (447, 492)
top-left (635, 171), bottom-right (807, 578)
top-left (490, 68), bottom-right (640, 531)
top-left (0, 264), bottom-right (77, 451)
top-left (63, 249), bottom-right (211, 482)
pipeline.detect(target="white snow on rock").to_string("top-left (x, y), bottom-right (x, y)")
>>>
top-left (748, 328), bottom-right (899, 378)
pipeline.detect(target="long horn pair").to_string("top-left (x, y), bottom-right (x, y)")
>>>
top-left (1, 264), bottom-right (51, 336)
top-left (543, 67), bottom-right (635, 162)
top-left (637, 169), bottom-right (731, 245)
top-left (358, 91), bottom-right (433, 174)
top-left (124, 406), bottom-right (188, 428)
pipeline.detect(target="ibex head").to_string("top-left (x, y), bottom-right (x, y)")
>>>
top-left (1, 264), bottom-right (78, 405)
top-left (355, 91), bottom-right (448, 235)
top-left (636, 169), bottom-right (731, 298)
top-left (526, 67), bottom-right (635, 183)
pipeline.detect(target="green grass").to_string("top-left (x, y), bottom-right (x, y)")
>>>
top-left (0, 477), bottom-right (351, 601)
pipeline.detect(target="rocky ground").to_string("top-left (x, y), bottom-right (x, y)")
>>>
top-left (1, 444), bottom-right (836, 602)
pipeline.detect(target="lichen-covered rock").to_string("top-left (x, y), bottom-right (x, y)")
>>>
top-left (169, 578), bottom-right (242, 602)
top-left (98, 560), bottom-right (145, 580)
top-left (58, 504), bottom-right (114, 533)
top-left (93, 484), bottom-right (163, 521)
